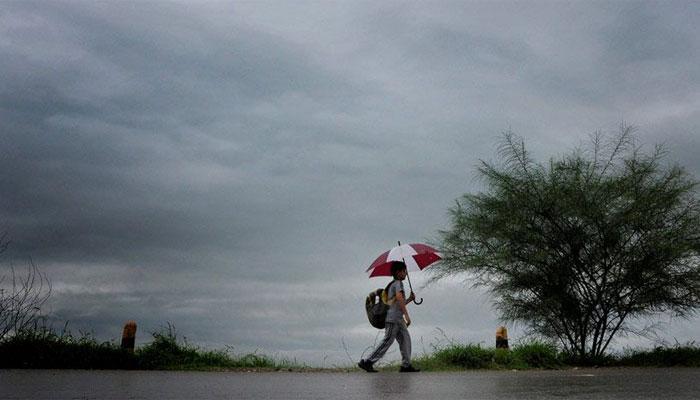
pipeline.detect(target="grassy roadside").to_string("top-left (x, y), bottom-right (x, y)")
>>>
top-left (411, 341), bottom-right (700, 371)
top-left (1, 328), bottom-right (699, 371)
top-left (413, 341), bottom-right (563, 371)
top-left (0, 327), bottom-right (307, 371)
top-left (615, 345), bottom-right (700, 367)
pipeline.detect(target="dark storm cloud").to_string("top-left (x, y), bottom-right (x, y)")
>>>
top-left (1, 1), bottom-right (699, 365)
top-left (0, 1), bottom-right (375, 274)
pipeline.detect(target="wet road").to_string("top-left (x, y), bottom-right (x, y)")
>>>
top-left (1, 368), bottom-right (699, 399)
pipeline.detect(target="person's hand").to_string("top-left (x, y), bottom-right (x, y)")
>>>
top-left (404, 315), bottom-right (411, 327)
top-left (407, 292), bottom-right (416, 303)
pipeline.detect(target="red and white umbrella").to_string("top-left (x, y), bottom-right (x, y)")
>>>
top-left (365, 242), bottom-right (442, 305)
top-left (366, 242), bottom-right (442, 278)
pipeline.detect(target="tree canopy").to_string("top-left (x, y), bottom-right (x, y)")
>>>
top-left (435, 126), bottom-right (700, 361)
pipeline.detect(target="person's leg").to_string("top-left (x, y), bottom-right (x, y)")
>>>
top-left (395, 322), bottom-right (412, 368)
top-left (365, 322), bottom-right (399, 364)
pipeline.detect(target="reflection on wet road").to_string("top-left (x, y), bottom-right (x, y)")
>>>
top-left (2, 368), bottom-right (699, 399)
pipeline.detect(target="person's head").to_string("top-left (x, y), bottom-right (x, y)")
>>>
top-left (390, 261), bottom-right (408, 280)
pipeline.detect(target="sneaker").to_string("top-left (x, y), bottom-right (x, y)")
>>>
top-left (358, 359), bottom-right (378, 373)
top-left (399, 365), bottom-right (420, 372)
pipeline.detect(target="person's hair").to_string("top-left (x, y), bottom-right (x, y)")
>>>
top-left (390, 261), bottom-right (407, 279)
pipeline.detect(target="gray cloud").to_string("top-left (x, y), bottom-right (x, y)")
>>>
top-left (1, 1), bottom-right (699, 365)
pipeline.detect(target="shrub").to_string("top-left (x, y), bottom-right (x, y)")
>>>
top-left (493, 348), bottom-right (525, 369)
top-left (135, 326), bottom-right (288, 370)
top-left (0, 324), bottom-right (296, 370)
top-left (432, 344), bottom-right (495, 369)
top-left (617, 344), bottom-right (700, 367)
top-left (0, 328), bottom-right (135, 369)
top-left (511, 341), bottom-right (561, 369)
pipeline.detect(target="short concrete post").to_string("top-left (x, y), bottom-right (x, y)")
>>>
top-left (496, 326), bottom-right (509, 349)
top-left (121, 320), bottom-right (137, 352)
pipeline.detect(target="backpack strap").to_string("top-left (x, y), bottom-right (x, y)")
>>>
top-left (382, 280), bottom-right (397, 305)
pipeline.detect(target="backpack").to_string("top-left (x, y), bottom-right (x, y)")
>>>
top-left (365, 280), bottom-right (397, 329)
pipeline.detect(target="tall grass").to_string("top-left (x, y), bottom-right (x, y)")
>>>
top-left (136, 326), bottom-right (297, 370)
top-left (2, 325), bottom-right (699, 370)
top-left (616, 344), bottom-right (700, 367)
top-left (415, 340), bottom-right (561, 371)
top-left (0, 327), bottom-right (134, 369)
top-left (414, 340), bottom-right (700, 371)
top-left (0, 325), bottom-right (303, 370)
top-left (511, 341), bottom-right (562, 369)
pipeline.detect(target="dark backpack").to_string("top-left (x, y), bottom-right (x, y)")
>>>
top-left (365, 281), bottom-right (396, 329)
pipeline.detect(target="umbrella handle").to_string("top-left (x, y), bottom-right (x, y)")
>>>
top-left (398, 241), bottom-right (424, 306)
top-left (405, 268), bottom-right (423, 306)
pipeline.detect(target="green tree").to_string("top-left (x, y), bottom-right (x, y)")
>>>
top-left (434, 126), bottom-right (700, 361)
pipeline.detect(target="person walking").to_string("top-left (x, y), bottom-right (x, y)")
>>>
top-left (358, 261), bottom-right (420, 372)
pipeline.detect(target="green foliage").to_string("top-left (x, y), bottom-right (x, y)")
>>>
top-left (511, 341), bottom-right (562, 369)
top-left (432, 344), bottom-right (495, 369)
top-left (492, 348), bottom-right (522, 369)
top-left (135, 326), bottom-right (290, 370)
top-left (0, 324), bottom-right (302, 370)
top-left (0, 327), bottom-right (135, 369)
top-left (435, 126), bottom-right (700, 362)
top-left (417, 340), bottom-right (700, 370)
top-left (4, 325), bottom-right (700, 370)
top-left (417, 341), bottom-right (562, 370)
top-left (616, 344), bottom-right (700, 367)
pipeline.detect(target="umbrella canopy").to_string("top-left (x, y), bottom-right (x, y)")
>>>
top-left (366, 243), bottom-right (441, 278)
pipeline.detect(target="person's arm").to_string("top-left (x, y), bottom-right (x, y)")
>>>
top-left (399, 289), bottom-right (416, 305)
top-left (407, 292), bottom-right (416, 304)
top-left (395, 290), bottom-right (411, 326)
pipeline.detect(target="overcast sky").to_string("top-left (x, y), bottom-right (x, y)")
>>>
top-left (1, 1), bottom-right (699, 366)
